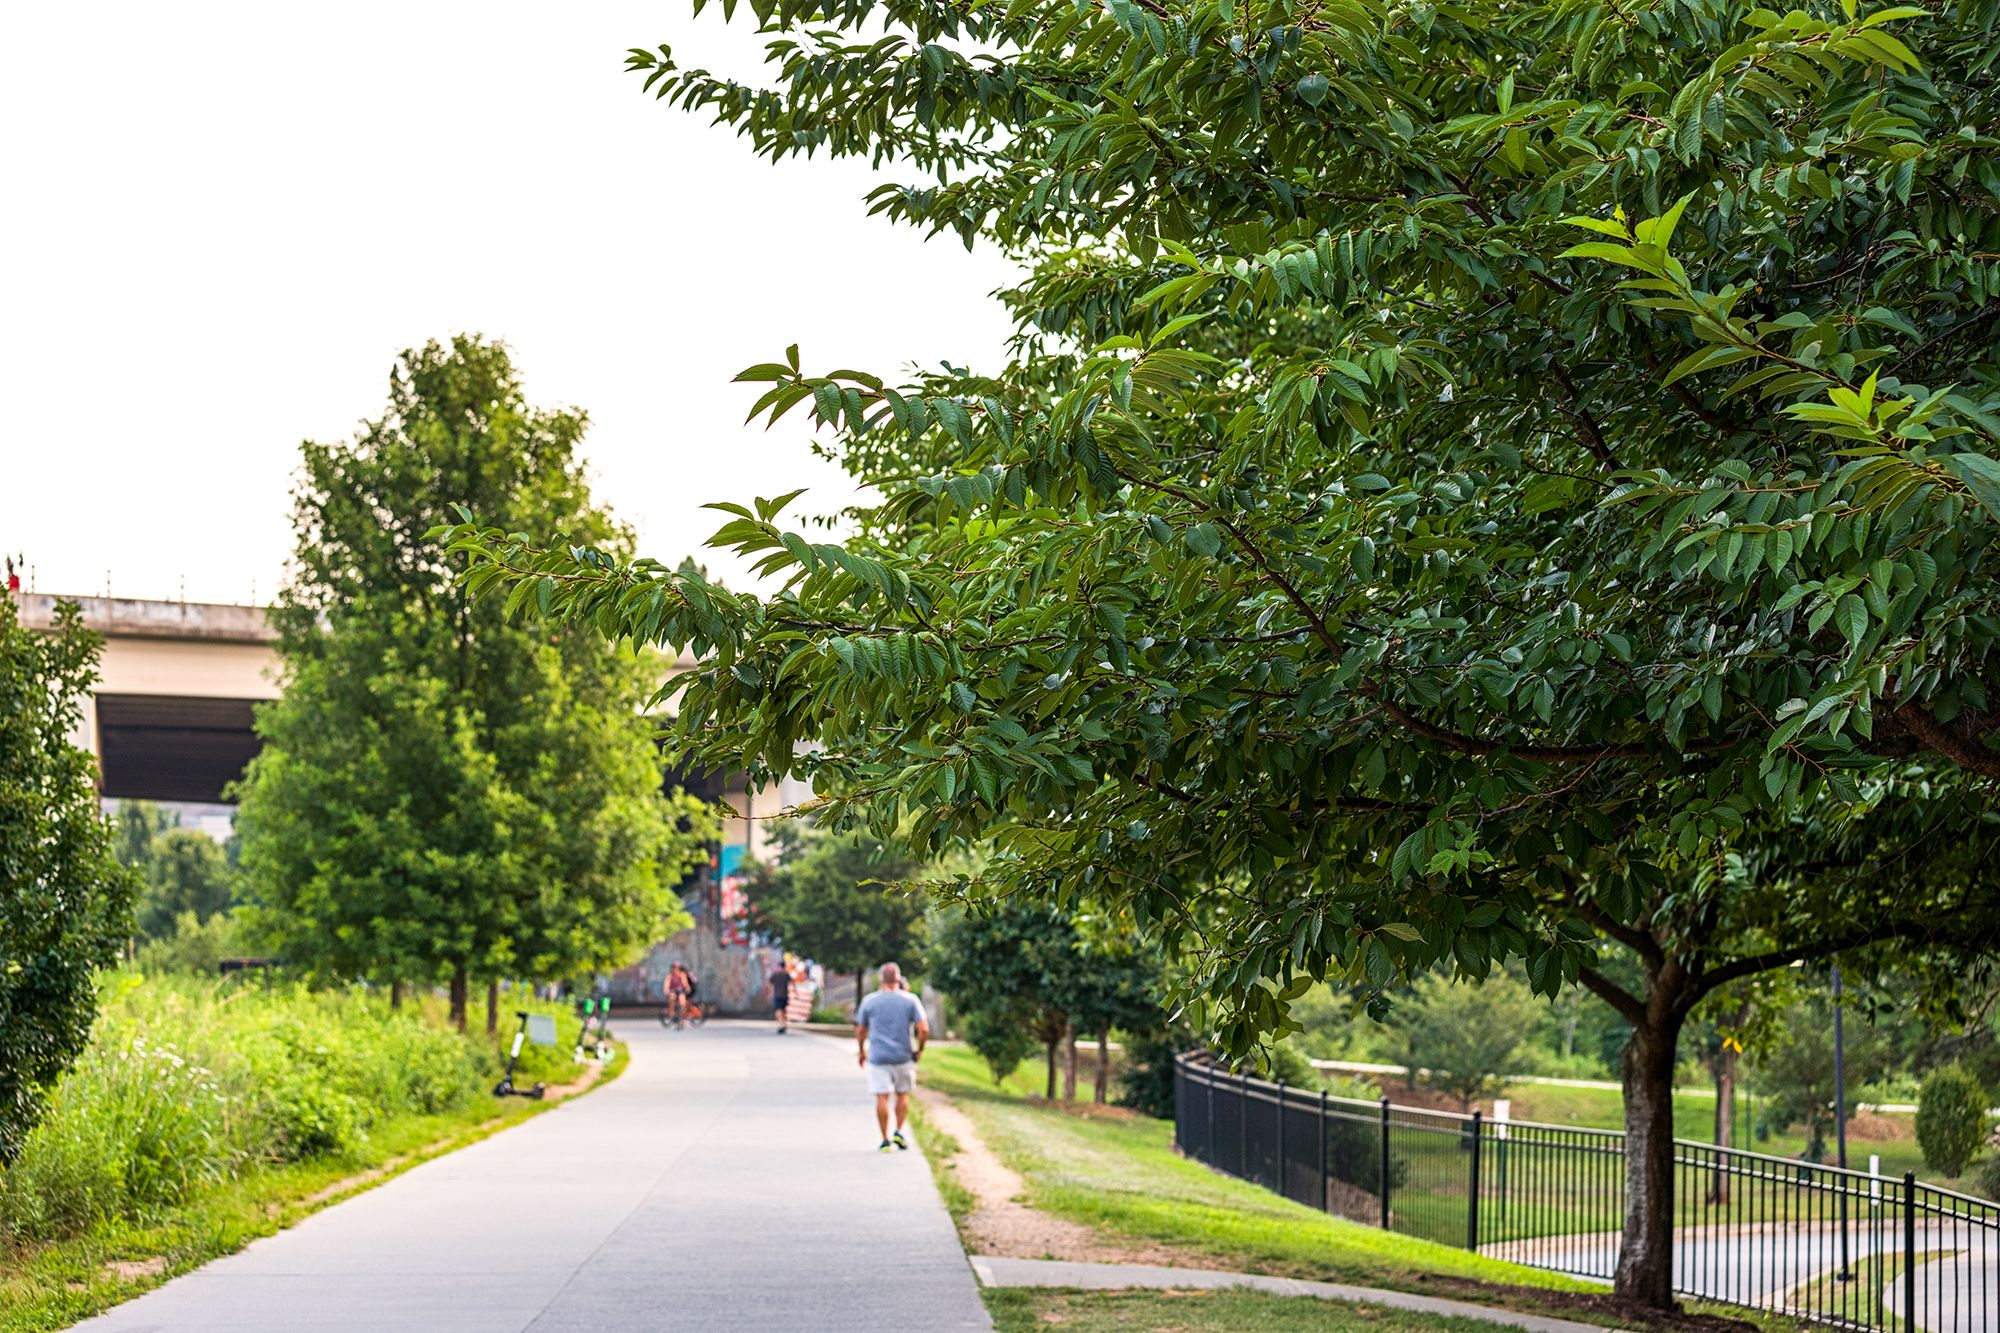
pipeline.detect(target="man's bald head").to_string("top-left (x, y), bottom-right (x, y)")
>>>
top-left (879, 962), bottom-right (903, 987)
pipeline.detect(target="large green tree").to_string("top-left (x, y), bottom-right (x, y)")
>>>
top-left (0, 598), bottom-right (136, 1163)
top-left (237, 337), bottom-right (712, 1028)
top-left (134, 829), bottom-right (238, 943)
top-left (450, 0), bottom-right (2000, 1305)
top-left (932, 901), bottom-right (1163, 1099)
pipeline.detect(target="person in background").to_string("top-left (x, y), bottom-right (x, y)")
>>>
top-left (769, 958), bottom-right (792, 1034)
top-left (664, 961), bottom-right (691, 1026)
top-left (854, 961), bottom-right (928, 1151)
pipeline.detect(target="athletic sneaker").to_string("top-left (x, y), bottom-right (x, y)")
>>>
top-left (892, 1132), bottom-right (908, 1150)
top-left (878, 1140), bottom-right (893, 1152)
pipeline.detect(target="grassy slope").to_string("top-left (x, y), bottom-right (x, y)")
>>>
top-left (921, 1046), bottom-right (1597, 1296)
top-left (0, 1028), bottom-right (621, 1333)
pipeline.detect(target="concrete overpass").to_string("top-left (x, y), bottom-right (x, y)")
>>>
top-left (18, 594), bottom-right (280, 808)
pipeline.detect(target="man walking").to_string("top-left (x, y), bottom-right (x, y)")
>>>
top-left (855, 962), bottom-right (928, 1151)
top-left (769, 959), bottom-right (792, 1034)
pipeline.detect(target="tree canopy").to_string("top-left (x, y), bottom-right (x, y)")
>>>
top-left (238, 337), bottom-right (714, 1025)
top-left (446, 0), bottom-right (2000, 1304)
top-left (0, 598), bottom-right (136, 1163)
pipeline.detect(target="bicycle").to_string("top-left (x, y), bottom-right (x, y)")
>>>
top-left (659, 997), bottom-right (707, 1029)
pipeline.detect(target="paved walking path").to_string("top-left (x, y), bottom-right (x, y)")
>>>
top-left (971, 1256), bottom-right (1631, 1332)
top-left (77, 1021), bottom-right (990, 1332)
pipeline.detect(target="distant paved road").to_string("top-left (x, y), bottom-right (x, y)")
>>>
top-left (1491, 1222), bottom-right (1996, 1332)
top-left (76, 1021), bottom-right (990, 1332)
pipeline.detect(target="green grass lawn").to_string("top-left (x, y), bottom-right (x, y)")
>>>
top-left (923, 1047), bottom-right (1819, 1332)
top-left (983, 1287), bottom-right (1535, 1332)
top-left (921, 1047), bottom-right (1597, 1298)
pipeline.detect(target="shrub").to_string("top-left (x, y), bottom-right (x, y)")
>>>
top-left (1, 597), bottom-right (138, 1164)
top-left (0, 974), bottom-right (588, 1246)
top-left (1387, 973), bottom-right (1544, 1111)
top-left (1260, 1042), bottom-right (1320, 1087)
top-left (1916, 1064), bottom-right (1990, 1179)
top-left (132, 910), bottom-right (243, 976)
top-left (1975, 1151), bottom-right (2000, 1205)
top-left (959, 1003), bottom-right (1038, 1086)
top-left (0, 1036), bottom-right (234, 1241)
top-left (1115, 1025), bottom-right (1191, 1119)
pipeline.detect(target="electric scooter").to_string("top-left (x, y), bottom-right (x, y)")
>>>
top-left (572, 995), bottom-right (612, 1062)
top-left (493, 1010), bottom-right (548, 1099)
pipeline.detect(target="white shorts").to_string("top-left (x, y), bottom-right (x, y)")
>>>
top-left (866, 1061), bottom-right (917, 1094)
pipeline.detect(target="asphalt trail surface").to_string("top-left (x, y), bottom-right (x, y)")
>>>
top-left (76, 1019), bottom-right (990, 1332)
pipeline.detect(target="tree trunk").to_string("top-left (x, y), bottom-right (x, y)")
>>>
top-left (1616, 1006), bottom-right (1687, 1309)
top-left (1062, 1023), bottom-right (1077, 1103)
top-left (856, 970), bottom-right (866, 1016)
top-left (1708, 1043), bottom-right (1736, 1204)
top-left (449, 961), bottom-right (469, 1033)
top-left (1094, 1024), bottom-right (1110, 1104)
top-left (389, 980), bottom-right (405, 1009)
top-left (1045, 1038), bottom-right (1059, 1100)
top-left (486, 979), bottom-right (500, 1036)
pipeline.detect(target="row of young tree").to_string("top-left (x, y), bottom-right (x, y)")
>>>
top-left (444, 0), bottom-right (2000, 1309)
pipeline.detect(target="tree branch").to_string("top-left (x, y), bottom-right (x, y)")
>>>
top-left (1693, 920), bottom-right (1944, 998)
top-left (1579, 965), bottom-right (1647, 1026)
top-left (1547, 364), bottom-right (1622, 470)
top-left (1894, 702), bottom-right (2000, 781)
top-left (1560, 886), bottom-right (1664, 967)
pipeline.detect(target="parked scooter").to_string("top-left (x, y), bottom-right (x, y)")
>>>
top-left (493, 1010), bottom-right (547, 1099)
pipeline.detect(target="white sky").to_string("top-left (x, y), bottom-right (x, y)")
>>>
top-left (1, 3), bottom-right (1018, 604)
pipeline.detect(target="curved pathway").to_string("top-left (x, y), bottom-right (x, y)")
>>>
top-left (76, 1020), bottom-right (990, 1332)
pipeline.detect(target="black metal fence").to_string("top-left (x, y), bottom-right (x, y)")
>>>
top-left (1173, 1054), bottom-right (1998, 1332)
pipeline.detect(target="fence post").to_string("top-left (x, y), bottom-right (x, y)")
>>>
top-left (1467, 1110), bottom-right (1483, 1252)
top-left (1206, 1069), bottom-right (1215, 1165)
top-left (1318, 1089), bottom-right (1330, 1215)
top-left (1379, 1096), bottom-right (1392, 1229)
top-left (1173, 1059), bottom-right (1183, 1155)
top-left (1276, 1080), bottom-right (1287, 1200)
top-left (1902, 1171), bottom-right (1917, 1326)
top-left (1238, 1073), bottom-right (1249, 1179)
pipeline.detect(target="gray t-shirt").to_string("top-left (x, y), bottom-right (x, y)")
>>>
top-left (855, 989), bottom-right (927, 1065)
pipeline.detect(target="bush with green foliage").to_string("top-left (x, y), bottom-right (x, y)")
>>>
top-left (1975, 1152), bottom-right (2000, 1205)
top-left (0, 1032), bottom-right (235, 1242)
top-left (1389, 973), bottom-right (1543, 1111)
top-left (0, 974), bottom-right (566, 1244)
top-left (1, 597), bottom-right (137, 1165)
top-left (132, 910), bottom-right (245, 976)
top-left (959, 1003), bottom-right (1039, 1087)
top-left (1915, 1063), bottom-right (1990, 1179)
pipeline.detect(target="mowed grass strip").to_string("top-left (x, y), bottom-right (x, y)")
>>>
top-left (983, 1286), bottom-right (1534, 1333)
top-left (920, 1047), bottom-right (1596, 1296)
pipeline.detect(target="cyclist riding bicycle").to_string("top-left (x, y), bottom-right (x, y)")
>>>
top-left (664, 962), bottom-right (692, 1024)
